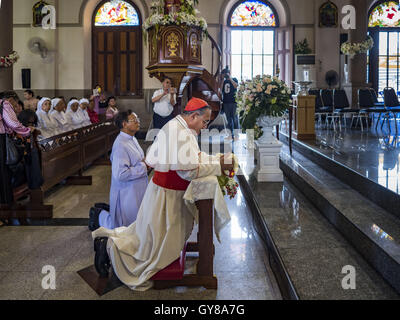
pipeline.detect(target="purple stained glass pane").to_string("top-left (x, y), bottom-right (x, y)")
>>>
top-left (230, 1), bottom-right (276, 27)
top-left (95, 0), bottom-right (139, 26)
top-left (369, 1), bottom-right (400, 28)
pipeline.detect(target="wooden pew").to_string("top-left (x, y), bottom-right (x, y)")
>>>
top-left (3, 121), bottom-right (119, 220)
top-left (38, 121), bottom-right (119, 194)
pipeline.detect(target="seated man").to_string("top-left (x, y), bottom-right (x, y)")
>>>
top-left (23, 90), bottom-right (39, 111)
top-left (92, 98), bottom-right (234, 291)
top-left (89, 111), bottom-right (148, 230)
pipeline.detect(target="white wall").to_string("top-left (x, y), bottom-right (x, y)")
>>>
top-left (13, 0), bottom-right (370, 92)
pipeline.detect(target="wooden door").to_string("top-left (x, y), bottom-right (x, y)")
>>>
top-left (93, 27), bottom-right (142, 97)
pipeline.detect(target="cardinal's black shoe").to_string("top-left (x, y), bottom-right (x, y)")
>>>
top-left (94, 203), bottom-right (110, 212)
top-left (88, 207), bottom-right (102, 231)
top-left (94, 237), bottom-right (111, 278)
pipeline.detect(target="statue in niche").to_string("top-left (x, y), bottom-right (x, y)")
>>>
top-left (165, 0), bottom-right (181, 14)
top-left (319, 1), bottom-right (338, 28)
top-left (33, 0), bottom-right (50, 27)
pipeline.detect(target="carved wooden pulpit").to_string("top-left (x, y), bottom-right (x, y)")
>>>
top-left (146, 22), bottom-right (206, 114)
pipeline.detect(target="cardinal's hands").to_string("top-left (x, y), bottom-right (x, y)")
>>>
top-left (220, 154), bottom-right (234, 176)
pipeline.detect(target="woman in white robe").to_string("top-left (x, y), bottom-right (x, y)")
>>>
top-left (78, 98), bottom-right (92, 127)
top-left (65, 99), bottom-right (82, 130)
top-left (50, 98), bottom-right (71, 133)
top-left (36, 97), bottom-right (58, 139)
top-left (96, 112), bottom-right (148, 229)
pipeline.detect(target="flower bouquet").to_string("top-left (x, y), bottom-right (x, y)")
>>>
top-left (217, 153), bottom-right (239, 199)
top-left (236, 75), bottom-right (292, 139)
top-left (143, 0), bottom-right (208, 43)
top-left (341, 36), bottom-right (374, 56)
top-left (0, 51), bottom-right (19, 68)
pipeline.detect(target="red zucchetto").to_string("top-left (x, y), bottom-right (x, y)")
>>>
top-left (184, 97), bottom-right (209, 112)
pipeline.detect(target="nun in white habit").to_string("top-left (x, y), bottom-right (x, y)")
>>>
top-left (50, 98), bottom-right (72, 133)
top-left (78, 98), bottom-right (92, 127)
top-left (36, 97), bottom-right (58, 139)
top-left (65, 99), bottom-right (82, 129)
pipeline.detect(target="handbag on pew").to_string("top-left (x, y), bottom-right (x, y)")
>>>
top-left (24, 138), bottom-right (44, 189)
top-left (0, 101), bottom-right (25, 166)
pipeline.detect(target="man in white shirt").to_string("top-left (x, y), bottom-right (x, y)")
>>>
top-left (151, 77), bottom-right (177, 129)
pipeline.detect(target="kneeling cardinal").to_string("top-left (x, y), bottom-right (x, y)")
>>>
top-left (92, 98), bottom-right (234, 291)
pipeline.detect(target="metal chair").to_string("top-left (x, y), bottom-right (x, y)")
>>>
top-left (321, 89), bottom-right (339, 130)
top-left (332, 89), bottom-right (358, 129)
top-left (383, 87), bottom-right (400, 135)
top-left (357, 88), bottom-right (387, 132)
top-left (309, 89), bottom-right (326, 127)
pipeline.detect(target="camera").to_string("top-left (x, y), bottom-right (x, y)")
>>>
top-left (222, 67), bottom-right (230, 79)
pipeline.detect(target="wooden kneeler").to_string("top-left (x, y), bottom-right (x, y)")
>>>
top-left (78, 199), bottom-right (217, 296)
top-left (152, 199), bottom-right (217, 290)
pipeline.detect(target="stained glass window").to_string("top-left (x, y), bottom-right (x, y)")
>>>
top-left (369, 1), bottom-right (400, 27)
top-left (230, 1), bottom-right (276, 27)
top-left (95, 0), bottom-right (140, 26)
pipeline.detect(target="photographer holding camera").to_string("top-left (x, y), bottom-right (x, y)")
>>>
top-left (221, 67), bottom-right (239, 139)
top-left (151, 77), bottom-right (177, 130)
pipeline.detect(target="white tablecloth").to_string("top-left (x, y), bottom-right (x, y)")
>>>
top-left (183, 175), bottom-right (231, 243)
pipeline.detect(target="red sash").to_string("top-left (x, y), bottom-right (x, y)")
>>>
top-left (153, 171), bottom-right (190, 191)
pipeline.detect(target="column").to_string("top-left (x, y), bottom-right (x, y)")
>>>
top-left (0, 0), bottom-right (13, 91)
top-left (348, 0), bottom-right (369, 105)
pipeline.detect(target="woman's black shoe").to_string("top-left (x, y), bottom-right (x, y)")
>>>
top-left (88, 207), bottom-right (102, 231)
top-left (94, 237), bottom-right (111, 278)
top-left (94, 203), bottom-right (110, 212)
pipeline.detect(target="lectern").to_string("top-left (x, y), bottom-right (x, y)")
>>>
top-left (292, 95), bottom-right (316, 140)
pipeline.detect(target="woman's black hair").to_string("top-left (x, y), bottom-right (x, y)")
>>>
top-left (18, 100), bottom-right (25, 109)
top-left (0, 90), bottom-right (19, 101)
top-left (107, 96), bottom-right (116, 105)
top-left (18, 109), bottom-right (38, 127)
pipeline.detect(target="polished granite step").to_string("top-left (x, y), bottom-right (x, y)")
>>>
top-left (279, 130), bottom-right (400, 220)
top-left (239, 174), bottom-right (399, 299)
top-left (279, 145), bottom-right (400, 295)
top-left (239, 170), bottom-right (399, 299)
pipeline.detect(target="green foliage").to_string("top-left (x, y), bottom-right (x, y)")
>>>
top-left (295, 38), bottom-right (312, 55)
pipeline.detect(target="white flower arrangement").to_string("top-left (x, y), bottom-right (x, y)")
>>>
top-left (143, 0), bottom-right (208, 42)
top-left (341, 36), bottom-right (374, 56)
top-left (236, 74), bottom-right (292, 138)
top-left (0, 51), bottom-right (19, 68)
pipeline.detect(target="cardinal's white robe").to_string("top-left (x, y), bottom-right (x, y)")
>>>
top-left (92, 115), bottom-right (222, 291)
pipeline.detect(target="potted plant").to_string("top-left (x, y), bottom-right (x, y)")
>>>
top-left (295, 38), bottom-right (312, 55)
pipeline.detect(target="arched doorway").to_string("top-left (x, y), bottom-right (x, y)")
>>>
top-left (92, 0), bottom-right (142, 97)
top-left (227, 1), bottom-right (279, 81)
top-left (368, 1), bottom-right (400, 94)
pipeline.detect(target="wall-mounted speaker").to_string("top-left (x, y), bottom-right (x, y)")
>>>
top-left (21, 69), bottom-right (31, 89)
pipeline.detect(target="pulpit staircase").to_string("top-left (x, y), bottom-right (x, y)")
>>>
top-left (188, 35), bottom-right (224, 122)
